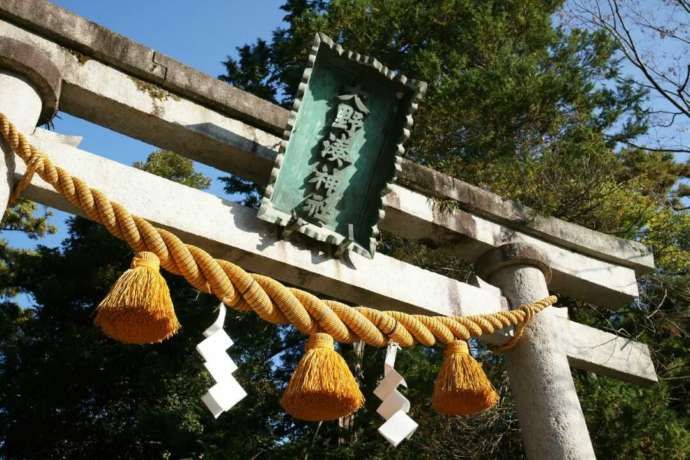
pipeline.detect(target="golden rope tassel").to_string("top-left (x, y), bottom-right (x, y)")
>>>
top-left (280, 333), bottom-right (364, 421)
top-left (432, 340), bottom-right (498, 416)
top-left (94, 251), bottom-right (180, 344)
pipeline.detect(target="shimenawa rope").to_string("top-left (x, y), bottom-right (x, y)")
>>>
top-left (0, 112), bottom-right (557, 420)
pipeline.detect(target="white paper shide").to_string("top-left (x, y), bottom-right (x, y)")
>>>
top-left (196, 303), bottom-right (247, 418)
top-left (374, 342), bottom-right (418, 447)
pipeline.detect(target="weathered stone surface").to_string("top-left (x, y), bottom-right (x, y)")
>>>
top-left (397, 159), bottom-right (654, 274)
top-left (554, 308), bottom-right (658, 385)
top-left (385, 184), bottom-right (640, 306)
top-left (475, 242), bottom-right (551, 282)
top-left (0, 37), bottom-right (60, 123)
top-left (0, 17), bottom-right (279, 184)
top-left (483, 245), bottom-right (597, 460)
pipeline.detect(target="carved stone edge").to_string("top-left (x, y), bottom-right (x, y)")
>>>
top-left (0, 37), bottom-right (62, 124)
top-left (258, 32), bottom-right (428, 259)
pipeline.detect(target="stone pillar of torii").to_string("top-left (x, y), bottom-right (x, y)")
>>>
top-left (0, 2), bottom-right (659, 458)
top-left (477, 244), bottom-right (596, 459)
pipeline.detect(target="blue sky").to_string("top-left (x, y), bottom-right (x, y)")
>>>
top-left (3, 0), bottom-right (287, 250)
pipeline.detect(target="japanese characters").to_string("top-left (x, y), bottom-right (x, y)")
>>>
top-left (302, 92), bottom-right (369, 223)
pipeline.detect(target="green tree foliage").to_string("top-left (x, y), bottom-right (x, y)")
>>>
top-left (1, 199), bottom-right (56, 297)
top-left (1, 1), bottom-right (689, 458)
top-left (133, 150), bottom-right (211, 190)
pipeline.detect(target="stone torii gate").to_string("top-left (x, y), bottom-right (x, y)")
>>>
top-left (0, 1), bottom-right (658, 458)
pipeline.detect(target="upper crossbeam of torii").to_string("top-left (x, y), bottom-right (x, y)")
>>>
top-left (0, 1), bottom-right (658, 458)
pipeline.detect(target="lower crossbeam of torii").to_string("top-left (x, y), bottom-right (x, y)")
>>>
top-left (0, 1), bottom-right (658, 458)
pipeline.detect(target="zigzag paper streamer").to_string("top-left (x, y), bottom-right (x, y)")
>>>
top-left (196, 303), bottom-right (247, 418)
top-left (373, 342), bottom-right (418, 447)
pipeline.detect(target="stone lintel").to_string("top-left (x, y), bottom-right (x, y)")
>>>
top-left (398, 159), bottom-right (654, 274)
top-left (0, 1), bottom-right (654, 282)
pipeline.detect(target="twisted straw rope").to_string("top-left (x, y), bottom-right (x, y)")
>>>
top-left (0, 112), bottom-right (556, 348)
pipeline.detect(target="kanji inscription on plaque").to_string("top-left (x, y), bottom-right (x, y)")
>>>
top-left (258, 33), bottom-right (426, 258)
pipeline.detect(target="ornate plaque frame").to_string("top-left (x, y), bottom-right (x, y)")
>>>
top-left (258, 33), bottom-right (427, 258)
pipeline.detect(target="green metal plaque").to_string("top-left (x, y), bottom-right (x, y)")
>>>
top-left (258, 33), bottom-right (426, 258)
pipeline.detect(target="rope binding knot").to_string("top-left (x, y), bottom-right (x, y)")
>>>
top-left (444, 340), bottom-right (469, 355)
top-left (131, 251), bottom-right (160, 270)
top-left (306, 332), bottom-right (334, 350)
